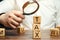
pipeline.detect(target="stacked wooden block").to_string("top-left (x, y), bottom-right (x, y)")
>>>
top-left (33, 16), bottom-right (41, 39)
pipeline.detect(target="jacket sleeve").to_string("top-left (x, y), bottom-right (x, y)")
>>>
top-left (0, 0), bottom-right (14, 13)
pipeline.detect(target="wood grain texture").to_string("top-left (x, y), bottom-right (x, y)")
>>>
top-left (0, 30), bottom-right (60, 40)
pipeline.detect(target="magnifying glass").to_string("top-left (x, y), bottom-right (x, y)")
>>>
top-left (14, 0), bottom-right (39, 30)
top-left (22, 0), bottom-right (39, 15)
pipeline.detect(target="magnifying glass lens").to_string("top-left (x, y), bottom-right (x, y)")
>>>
top-left (24, 3), bottom-right (38, 14)
top-left (23, 0), bottom-right (39, 15)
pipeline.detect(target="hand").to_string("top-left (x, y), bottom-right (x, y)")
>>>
top-left (0, 10), bottom-right (25, 29)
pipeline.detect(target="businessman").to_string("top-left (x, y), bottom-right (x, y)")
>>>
top-left (0, 0), bottom-right (60, 30)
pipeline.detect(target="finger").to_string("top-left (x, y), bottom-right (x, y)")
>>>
top-left (8, 18), bottom-right (16, 28)
top-left (8, 13), bottom-right (23, 23)
top-left (9, 23), bottom-right (16, 29)
top-left (8, 18), bottom-right (20, 27)
top-left (12, 10), bottom-right (25, 19)
top-left (10, 14), bottom-right (23, 23)
top-left (11, 18), bottom-right (20, 27)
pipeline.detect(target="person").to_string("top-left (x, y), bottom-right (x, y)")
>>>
top-left (0, 0), bottom-right (25, 29)
top-left (0, 0), bottom-right (60, 30)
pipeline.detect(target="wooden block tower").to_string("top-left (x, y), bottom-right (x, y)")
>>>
top-left (33, 16), bottom-right (41, 39)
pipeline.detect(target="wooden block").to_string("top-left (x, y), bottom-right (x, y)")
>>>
top-left (17, 27), bottom-right (25, 34)
top-left (33, 29), bottom-right (41, 39)
top-left (34, 29), bottom-right (40, 33)
top-left (56, 26), bottom-right (60, 35)
top-left (56, 26), bottom-right (60, 31)
top-left (0, 28), bottom-right (5, 37)
top-left (20, 27), bottom-right (25, 33)
top-left (33, 24), bottom-right (40, 30)
top-left (33, 16), bottom-right (41, 24)
top-left (50, 28), bottom-right (59, 37)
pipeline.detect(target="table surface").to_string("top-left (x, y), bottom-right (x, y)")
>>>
top-left (0, 30), bottom-right (60, 40)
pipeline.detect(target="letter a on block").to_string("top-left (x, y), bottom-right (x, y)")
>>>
top-left (33, 24), bottom-right (40, 30)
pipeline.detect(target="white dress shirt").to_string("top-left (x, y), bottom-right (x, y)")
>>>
top-left (0, 0), bottom-right (60, 30)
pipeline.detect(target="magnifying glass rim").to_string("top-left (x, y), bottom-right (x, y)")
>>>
top-left (22, 0), bottom-right (39, 15)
